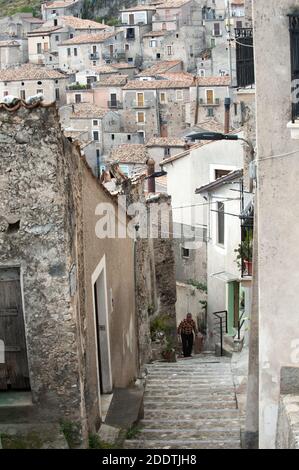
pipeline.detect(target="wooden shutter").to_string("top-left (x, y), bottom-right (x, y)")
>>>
top-left (0, 268), bottom-right (30, 390)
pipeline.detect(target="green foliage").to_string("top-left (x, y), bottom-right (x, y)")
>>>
top-left (186, 279), bottom-right (207, 292)
top-left (0, 0), bottom-right (41, 18)
top-left (88, 433), bottom-right (119, 449)
top-left (150, 314), bottom-right (173, 341)
top-left (125, 424), bottom-right (142, 440)
top-left (0, 432), bottom-right (42, 449)
top-left (60, 420), bottom-right (81, 449)
top-left (68, 83), bottom-right (90, 90)
top-left (235, 229), bottom-right (253, 267)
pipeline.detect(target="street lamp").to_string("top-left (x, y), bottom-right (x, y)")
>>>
top-left (185, 131), bottom-right (255, 159)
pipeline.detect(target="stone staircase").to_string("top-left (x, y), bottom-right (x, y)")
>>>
top-left (124, 354), bottom-right (241, 449)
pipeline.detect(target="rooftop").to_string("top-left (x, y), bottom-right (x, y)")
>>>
top-left (111, 62), bottom-right (136, 69)
top-left (159, 71), bottom-right (194, 82)
top-left (70, 103), bottom-right (109, 119)
top-left (123, 79), bottom-right (191, 90)
top-left (44, 0), bottom-right (79, 8)
top-left (94, 75), bottom-right (128, 86)
top-left (0, 64), bottom-right (66, 81)
top-left (27, 25), bottom-right (62, 35)
top-left (196, 169), bottom-right (243, 194)
top-left (156, 0), bottom-right (192, 9)
top-left (138, 60), bottom-right (182, 76)
top-left (120, 4), bottom-right (161, 12)
top-left (59, 16), bottom-right (109, 30)
top-left (61, 31), bottom-right (121, 45)
top-left (142, 30), bottom-right (166, 37)
top-left (146, 137), bottom-right (186, 147)
top-left (195, 76), bottom-right (231, 86)
top-left (0, 40), bottom-right (21, 48)
top-left (109, 144), bottom-right (149, 164)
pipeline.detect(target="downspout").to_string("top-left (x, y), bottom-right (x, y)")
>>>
top-left (224, 97), bottom-right (231, 134)
top-left (195, 78), bottom-right (199, 125)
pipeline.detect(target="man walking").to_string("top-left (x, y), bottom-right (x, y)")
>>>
top-left (177, 313), bottom-right (198, 357)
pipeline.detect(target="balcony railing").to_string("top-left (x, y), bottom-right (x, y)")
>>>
top-left (89, 52), bottom-right (99, 60)
top-left (108, 100), bottom-right (123, 109)
top-left (199, 98), bottom-right (220, 106)
top-left (132, 100), bottom-right (151, 108)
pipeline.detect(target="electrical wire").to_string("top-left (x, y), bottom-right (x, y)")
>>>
top-left (255, 149), bottom-right (299, 163)
top-left (234, 39), bottom-right (254, 48)
top-left (171, 197), bottom-right (241, 210)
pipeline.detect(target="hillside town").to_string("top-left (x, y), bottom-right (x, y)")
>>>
top-left (0, 0), bottom-right (298, 452)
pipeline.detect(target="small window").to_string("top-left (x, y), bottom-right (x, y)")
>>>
top-left (20, 90), bottom-right (26, 100)
top-left (207, 107), bottom-right (214, 117)
top-left (93, 120), bottom-right (98, 126)
top-left (160, 92), bottom-right (166, 103)
top-left (55, 88), bottom-right (60, 100)
top-left (167, 45), bottom-right (173, 56)
top-left (3, 91), bottom-right (8, 97)
top-left (111, 134), bottom-right (115, 140)
top-left (93, 131), bottom-right (99, 141)
top-left (74, 48), bottom-right (77, 56)
top-left (150, 40), bottom-right (157, 48)
top-left (37, 81), bottom-right (42, 85)
top-left (55, 35), bottom-right (59, 41)
top-left (234, 102), bottom-right (238, 115)
top-left (37, 89), bottom-right (43, 95)
top-left (181, 247), bottom-right (190, 258)
top-left (125, 43), bottom-right (130, 51)
top-left (127, 134), bottom-right (131, 141)
top-left (93, 61), bottom-right (96, 66)
top-left (217, 202), bottom-right (225, 246)
top-left (70, 33), bottom-right (74, 39)
top-left (54, 19), bottom-right (58, 26)
top-left (211, 38), bottom-right (216, 48)
top-left (156, 53), bottom-right (161, 59)
top-left (213, 22), bottom-right (220, 36)
top-left (137, 111), bottom-right (145, 123)
top-left (67, 48), bottom-right (71, 57)
top-left (75, 94), bottom-right (81, 103)
top-left (37, 43), bottom-right (42, 54)
top-left (215, 169), bottom-right (230, 180)
top-left (176, 90), bottom-right (183, 101)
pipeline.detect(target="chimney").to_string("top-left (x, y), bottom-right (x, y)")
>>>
top-left (224, 97), bottom-right (231, 134)
top-left (147, 158), bottom-right (156, 194)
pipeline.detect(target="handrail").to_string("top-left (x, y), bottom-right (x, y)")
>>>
top-left (212, 310), bottom-right (228, 356)
top-left (237, 309), bottom-right (246, 340)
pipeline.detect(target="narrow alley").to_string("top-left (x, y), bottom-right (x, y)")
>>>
top-left (124, 354), bottom-right (242, 449)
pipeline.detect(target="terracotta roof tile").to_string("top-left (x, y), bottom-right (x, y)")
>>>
top-left (196, 76), bottom-right (231, 86)
top-left (146, 137), bottom-right (186, 147)
top-left (59, 16), bottom-right (109, 30)
top-left (143, 30), bottom-right (167, 37)
top-left (138, 60), bottom-right (182, 76)
top-left (94, 75), bottom-right (128, 86)
top-left (159, 71), bottom-right (194, 82)
top-left (60, 31), bottom-right (121, 45)
top-left (0, 64), bottom-right (67, 81)
top-left (109, 144), bottom-right (149, 164)
top-left (44, 0), bottom-right (79, 8)
top-left (111, 62), bottom-right (136, 69)
top-left (156, 0), bottom-right (192, 9)
top-left (70, 103), bottom-right (109, 119)
top-left (123, 79), bottom-right (191, 89)
top-left (0, 40), bottom-right (20, 48)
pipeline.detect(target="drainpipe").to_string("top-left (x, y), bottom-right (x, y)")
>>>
top-left (224, 97), bottom-right (231, 134)
top-left (195, 77), bottom-right (199, 125)
top-left (147, 158), bottom-right (156, 194)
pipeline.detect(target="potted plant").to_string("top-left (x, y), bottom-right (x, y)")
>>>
top-left (162, 336), bottom-right (177, 362)
top-left (235, 230), bottom-right (253, 276)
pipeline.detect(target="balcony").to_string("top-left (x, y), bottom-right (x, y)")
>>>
top-left (132, 100), bottom-right (151, 108)
top-left (89, 52), bottom-right (99, 60)
top-left (199, 98), bottom-right (220, 106)
top-left (67, 83), bottom-right (92, 91)
top-left (108, 100), bottom-right (123, 109)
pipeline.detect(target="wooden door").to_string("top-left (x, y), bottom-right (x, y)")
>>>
top-left (137, 92), bottom-right (144, 107)
top-left (0, 268), bottom-right (30, 390)
top-left (206, 89), bottom-right (214, 104)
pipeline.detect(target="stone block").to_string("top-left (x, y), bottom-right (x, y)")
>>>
top-left (97, 424), bottom-right (121, 445)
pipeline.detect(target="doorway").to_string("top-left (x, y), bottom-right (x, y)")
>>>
top-left (0, 267), bottom-right (30, 391)
top-left (92, 257), bottom-right (112, 396)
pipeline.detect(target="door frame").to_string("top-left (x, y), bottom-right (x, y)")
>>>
top-left (91, 255), bottom-right (112, 414)
top-left (0, 263), bottom-right (31, 391)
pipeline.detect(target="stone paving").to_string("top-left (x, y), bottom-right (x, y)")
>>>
top-left (124, 354), bottom-right (241, 449)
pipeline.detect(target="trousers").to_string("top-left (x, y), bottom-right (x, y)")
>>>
top-left (181, 333), bottom-right (194, 357)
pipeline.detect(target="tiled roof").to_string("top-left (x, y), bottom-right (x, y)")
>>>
top-left (111, 62), bottom-right (136, 69)
top-left (27, 25), bottom-right (63, 35)
top-left (138, 60), bottom-right (182, 76)
top-left (0, 40), bottom-right (20, 47)
top-left (196, 169), bottom-right (243, 194)
top-left (94, 75), bottom-right (128, 86)
top-left (23, 17), bottom-right (44, 23)
top-left (231, 0), bottom-right (244, 5)
top-left (195, 76), bottom-right (231, 86)
top-left (61, 31), bottom-right (121, 45)
top-left (94, 64), bottom-right (119, 74)
top-left (143, 30), bottom-right (166, 37)
top-left (109, 144), bottom-right (149, 164)
top-left (59, 16), bottom-right (109, 30)
top-left (146, 137), bottom-right (186, 147)
top-left (44, 0), bottom-right (79, 8)
top-left (159, 71), bottom-right (194, 82)
top-left (120, 4), bottom-right (160, 12)
top-left (0, 64), bottom-right (66, 81)
top-left (195, 118), bottom-right (225, 133)
top-left (123, 79), bottom-right (191, 89)
top-left (156, 0), bottom-right (192, 9)
top-left (70, 103), bottom-right (109, 119)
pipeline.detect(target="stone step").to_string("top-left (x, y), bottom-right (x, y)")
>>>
top-left (143, 401), bottom-right (237, 409)
top-left (123, 439), bottom-right (241, 449)
top-left (144, 391), bottom-right (234, 397)
top-left (137, 429), bottom-right (240, 440)
top-left (140, 418), bottom-right (241, 429)
top-left (144, 410), bottom-right (240, 419)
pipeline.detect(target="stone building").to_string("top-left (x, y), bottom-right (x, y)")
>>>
top-left (0, 100), bottom-right (138, 444)
top-left (0, 41), bottom-right (25, 70)
top-left (58, 30), bottom-right (125, 73)
top-left (107, 143), bottom-right (149, 176)
top-left (122, 78), bottom-right (193, 140)
top-left (0, 64), bottom-right (69, 104)
top-left (41, 0), bottom-right (84, 21)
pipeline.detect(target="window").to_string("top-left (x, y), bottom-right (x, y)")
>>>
top-left (211, 38), bottom-right (216, 48)
top-left (234, 102), bottom-right (238, 115)
top-left (20, 90), bottom-right (26, 100)
top-left (37, 89), bottom-right (43, 95)
top-left (3, 91), bottom-right (8, 97)
top-left (69, 33), bottom-right (74, 39)
top-left (55, 88), bottom-right (60, 101)
top-left (111, 134), bottom-right (115, 140)
top-left (207, 107), bottom-right (214, 117)
top-left (125, 43), bottom-right (130, 51)
top-left (206, 89), bottom-right (214, 104)
top-left (217, 202), bottom-right (225, 246)
top-left (93, 120), bottom-right (98, 126)
top-left (160, 92), bottom-right (166, 103)
top-left (127, 134), bottom-right (131, 141)
top-left (215, 169), bottom-right (230, 180)
top-left (164, 147), bottom-right (170, 157)
top-left (236, 20), bottom-right (243, 28)
top-left (150, 40), bottom-right (157, 48)
top-left (235, 27), bottom-right (254, 88)
top-left (176, 90), bottom-right (183, 101)
top-left (74, 48), bottom-right (77, 56)
top-left (156, 53), bottom-right (161, 59)
top-left (93, 131), bottom-right (99, 141)
top-left (213, 22), bottom-right (220, 36)
top-left (67, 48), bottom-right (71, 56)
top-left (199, 69), bottom-right (205, 77)
top-left (138, 130), bottom-right (145, 142)
top-left (55, 35), bottom-right (59, 41)
top-left (167, 45), bottom-right (173, 56)
top-left (54, 19), bottom-right (58, 26)
top-left (137, 92), bottom-right (144, 107)
top-left (119, 164), bottom-right (129, 176)
top-left (181, 247), bottom-right (190, 258)
top-left (137, 111), bottom-right (145, 123)
top-left (49, 56), bottom-right (52, 61)
top-left (110, 93), bottom-right (117, 107)
top-left (75, 94), bottom-right (81, 103)
top-left (37, 43), bottom-right (42, 54)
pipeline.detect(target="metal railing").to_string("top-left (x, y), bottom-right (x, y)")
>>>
top-left (213, 310), bottom-right (228, 356)
top-left (237, 310), bottom-right (246, 340)
top-left (199, 98), bottom-right (220, 106)
top-left (107, 100), bottom-right (123, 109)
top-left (89, 52), bottom-right (99, 60)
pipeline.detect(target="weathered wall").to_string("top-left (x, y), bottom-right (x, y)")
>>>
top-left (176, 282), bottom-right (207, 330)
